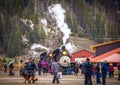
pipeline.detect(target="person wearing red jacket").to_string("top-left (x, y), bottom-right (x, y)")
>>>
top-left (117, 62), bottom-right (120, 80)
top-left (109, 63), bottom-right (114, 78)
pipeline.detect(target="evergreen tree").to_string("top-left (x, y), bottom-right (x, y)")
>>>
top-left (66, 11), bottom-right (73, 31)
top-left (14, 58), bottom-right (18, 64)
top-left (72, 16), bottom-right (78, 33)
top-left (26, 31), bottom-right (30, 41)
top-left (2, 57), bottom-right (7, 63)
top-left (7, 32), bottom-right (14, 57)
top-left (7, 28), bottom-right (22, 57)
top-left (29, 30), bottom-right (37, 43)
top-left (39, 27), bottom-right (46, 40)
top-left (13, 28), bottom-right (22, 56)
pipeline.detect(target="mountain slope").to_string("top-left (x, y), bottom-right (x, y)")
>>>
top-left (0, 0), bottom-right (120, 58)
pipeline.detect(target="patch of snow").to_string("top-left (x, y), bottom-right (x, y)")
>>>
top-left (40, 18), bottom-right (50, 35)
top-left (21, 19), bottom-right (27, 25)
top-left (22, 35), bottom-right (28, 43)
top-left (41, 19), bottom-right (48, 26)
top-left (29, 20), bottom-right (34, 30)
top-left (48, 4), bottom-right (71, 44)
top-left (21, 19), bottom-right (34, 30)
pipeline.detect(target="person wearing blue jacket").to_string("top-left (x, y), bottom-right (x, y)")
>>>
top-left (101, 61), bottom-right (108, 85)
top-left (28, 58), bottom-right (37, 83)
top-left (95, 63), bottom-right (101, 84)
top-left (37, 59), bottom-right (42, 76)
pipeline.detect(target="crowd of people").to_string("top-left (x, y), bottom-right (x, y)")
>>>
top-left (79, 59), bottom-right (120, 85)
top-left (2, 57), bottom-right (120, 85)
top-left (3, 58), bottom-right (60, 84)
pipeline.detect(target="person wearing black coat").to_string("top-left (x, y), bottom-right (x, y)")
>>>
top-left (37, 60), bottom-right (42, 76)
top-left (83, 58), bottom-right (93, 85)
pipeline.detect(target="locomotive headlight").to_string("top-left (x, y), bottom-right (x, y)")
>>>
top-left (49, 53), bottom-right (53, 58)
top-left (62, 51), bottom-right (67, 55)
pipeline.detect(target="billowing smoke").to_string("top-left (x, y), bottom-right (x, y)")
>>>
top-left (30, 43), bottom-right (49, 57)
top-left (65, 42), bottom-right (77, 54)
top-left (48, 4), bottom-right (71, 44)
top-left (48, 4), bottom-right (77, 53)
top-left (31, 43), bottom-right (49, 51)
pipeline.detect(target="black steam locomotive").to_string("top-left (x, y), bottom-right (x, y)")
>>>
top-left (40, 46), bottom-right (73, 75)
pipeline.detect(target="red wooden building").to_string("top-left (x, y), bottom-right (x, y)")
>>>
top-left (71, 50), bottom-right (93, 62)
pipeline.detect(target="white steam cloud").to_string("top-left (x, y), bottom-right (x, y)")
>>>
top-left (48, 4), bottom-right (71, 44)
top-left (31, 43), bottom-right (49, 51)
top-left (65, 42), bottom-right (77, 54)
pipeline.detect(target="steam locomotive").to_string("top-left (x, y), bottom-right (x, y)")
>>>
top-left (40, 46), bottom-right (73, 75)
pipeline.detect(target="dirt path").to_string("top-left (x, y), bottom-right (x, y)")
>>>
top-left (0, 71), bottom-right (120, 85)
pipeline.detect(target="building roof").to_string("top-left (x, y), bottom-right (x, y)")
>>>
top-left (91, 48), bottom-right (120, 63)
top-left (90, 40), bottom-right (120, 49)
top-left (71, 50), bottom-right (93, 62)
top-left (103, 53), bottom-right (120, 63)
